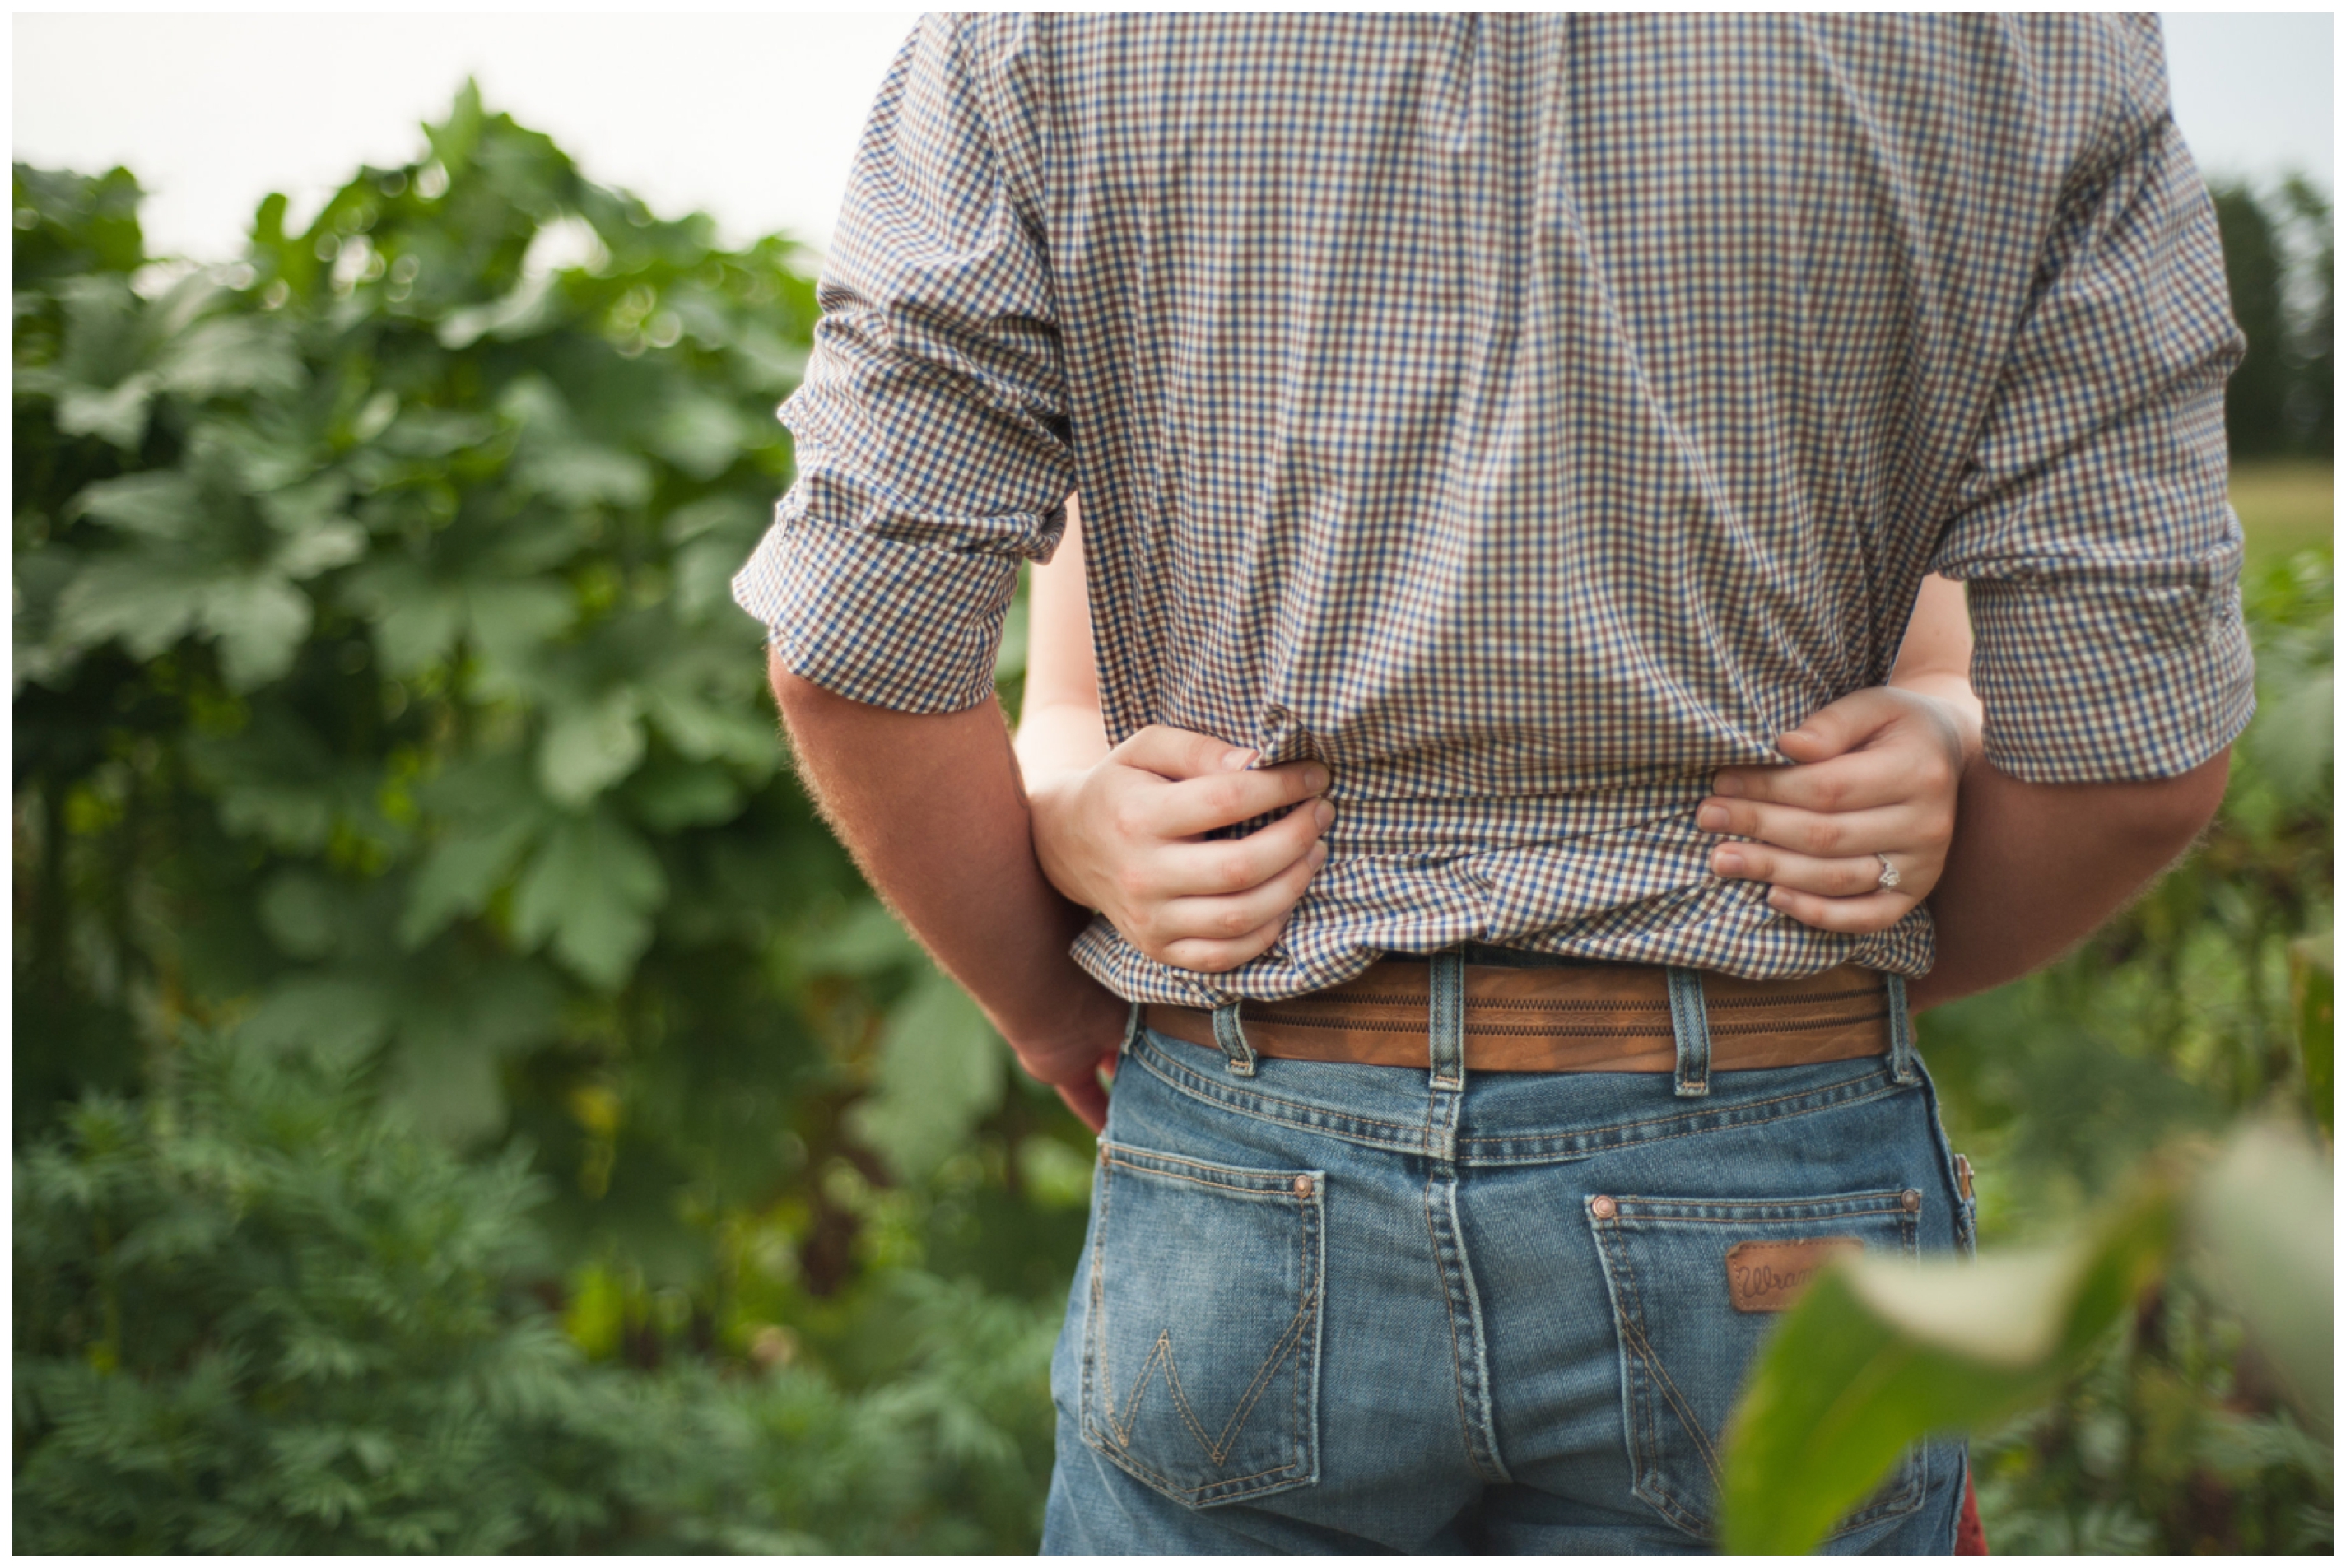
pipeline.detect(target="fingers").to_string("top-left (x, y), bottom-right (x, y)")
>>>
top-left (1712, 746), bottom-right (1950, 815)
top-left (1770, 686), bottom-right (1909, 764)
top-left (1138, 842), bottom-right (1327, 970)
top-left (1759, 883), bottom-right (1915, 936)
top-left (1150, 798), bottom-right (1334, 897)
top-left (1152, 759), bottom-right (1331, 839)
top-left (1711, 838), bottom-right (1918, 902)
top-left (1113, 724), bottom-right (1257, 782)
top-left (1156, 909), bottom-right (1295, 975)
top-left (1697, 795), bottom-right (1931, 861)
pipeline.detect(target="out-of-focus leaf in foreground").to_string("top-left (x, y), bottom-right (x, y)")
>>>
top-left (1720, 1119), bottom-right (2330, 1555)
top-left (2186, 1121), bottom-right (2333, 1435)
top-left (1719, 1172), bottom-right (2179, 1553)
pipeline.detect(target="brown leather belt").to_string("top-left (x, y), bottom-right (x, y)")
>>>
top-left (1144, 959), bottom-right (1895, 1073)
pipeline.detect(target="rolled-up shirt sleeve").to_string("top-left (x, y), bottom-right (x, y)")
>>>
top-left (1933, 18), bottom-right (2255, 783)
top-left (734, 14), bottom-right (1071, 713)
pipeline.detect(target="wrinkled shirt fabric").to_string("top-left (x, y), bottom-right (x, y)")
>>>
top-left (734, 13), bottom-right (2253, 1007)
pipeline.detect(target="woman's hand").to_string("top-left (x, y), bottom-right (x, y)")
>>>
top-left (1700, 686), bottom-right (1977, 933)
top-left (1026, 725), bottom-right (1334, 973)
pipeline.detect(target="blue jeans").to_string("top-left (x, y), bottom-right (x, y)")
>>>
top-left (1042, 961), bottom-right (1973, 1553)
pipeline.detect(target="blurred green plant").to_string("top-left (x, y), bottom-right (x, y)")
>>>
top-left (12, 1035), bottom-right (1059, 1552)
top-left (2213, 178), bottom-right (2332, 458)
top-left (1720, 1122), bottom-right (2331, 1554)
top-left (12, 91), bottom-right (2334, 1556)
top-left (1901, 542), bottom-right (2334, 1555)
top-left (15, 86), bottom-right (1091, 1552)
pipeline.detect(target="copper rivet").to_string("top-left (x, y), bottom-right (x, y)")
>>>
top-left (1098, 1144), bottom-right (1110, 1165)
top-left (1590, 1195), bottom-right (1618, 1220)
top-left (1293, 1175), bottom-right (1314, 1198)
top-left (1901, 1189), bottom-right (1922, 1212)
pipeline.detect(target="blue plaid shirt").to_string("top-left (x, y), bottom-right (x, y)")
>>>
top-left (736, 13), bottom-right (2254, 1006)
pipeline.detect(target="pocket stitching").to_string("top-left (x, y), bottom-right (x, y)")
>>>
top-left (1592, 1195), bottom-right (1928, 1541)
top-left (1618, 1311), bottom-right (1725, 1487)
top-left (1080, 1144), bottom-right (1324, 1506)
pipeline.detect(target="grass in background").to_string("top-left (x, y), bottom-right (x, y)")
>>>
top-left (2232, 459), bottom-right (2334, 566)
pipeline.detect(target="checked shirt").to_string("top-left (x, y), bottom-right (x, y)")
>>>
top-left (734, 13), bottom-right (2255, 1007)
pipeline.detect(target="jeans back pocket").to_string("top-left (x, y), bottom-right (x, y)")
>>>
top-left (1080, 1141), bottom-right (1324, 1507)
top-left (1588, 1188), bottom-right (1927, 1543)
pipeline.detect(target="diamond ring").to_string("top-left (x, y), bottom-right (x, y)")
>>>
top-left (1874, 852), bottom-right (1901, 890)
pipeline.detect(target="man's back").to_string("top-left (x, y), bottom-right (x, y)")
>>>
top-left (745, 16), bottom-right (2252, 1552)
top-left (739, 13), bottom-right (2248, 1001)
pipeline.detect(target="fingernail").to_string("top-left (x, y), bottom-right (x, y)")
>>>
top-left (1697, 803), bottom-right (1728, 832)
top-left (1304, 765), bottom-right (1330, 792)
top-left (1714, 848), bottom-right (1745, 876)
top-left (1222, 749), bottom-right (1254, 771)
top-left (1715, 775), bottom-right (1745, 798)
top-left (1309, 842), bottom-right (1329, 868)
top-left (1313, 799), bottom-right (1335, 829)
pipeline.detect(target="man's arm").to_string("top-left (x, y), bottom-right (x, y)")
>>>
top-left (771, 654), bottom-right (1129, 1130)
top-left (1906, 749), bottom-right (2230, 1012)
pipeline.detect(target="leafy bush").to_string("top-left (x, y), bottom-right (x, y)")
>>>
top-left (1916, 551), bottom-right (2334, 1554)
top-left (13, 1035), bottom-right (1060, 1552)
top-left (15, 87), bottom-right (1087, 1552)
top-left (12, 88), bottom-right (2334, 1554)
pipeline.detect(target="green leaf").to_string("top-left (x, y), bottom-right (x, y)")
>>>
top-left (516, 441), bottom-right (654, 510)
top-left (153, 314), bottom-right (301, 399)
top-left (57, 373), bottom-right (156, 449)
top-left (202, 575), bottom-right (311, 689)
top-left (2186, 1121), bottom-right (2333, 1432)
top-left (271, 519), bottom-right (365, 581)
top-left (72, 472), bottom-right (201, 539)
top-left (647, 393), bottom-right (757, 481)
top-left (538, 688), bottom-right (645, 805)
top-left (2248, 668), bottom-right (2334, 807)
top-left (845, 966), bottom-right (1007, 1183)
top-left (798, 899), bottom-right (921, 977)
top-left (52, 554), bottom-right (204, 659)
top-left (510, 810), bottom-right (665, 989)
top-left (377, 1027), bottom-right (508, 1146)
top-left (1718, 1172), bottom-right (2180, 1554)
top-left (464, 579), bottom-right (575, 672)
top-left (640, 685), bottom-right (774, 769)
top-left (623, 757), bottom-right (747, 832)
top-left (258, 871), bottom-right (343, 960)
top-left (348, 561), bottom-right (465, 677)
top-left (436, 273), bottom-right (557, 350)
top-left (400, 814), bottom-right (543, 949)
top-left (238, 975), bottom-right (398, 1065)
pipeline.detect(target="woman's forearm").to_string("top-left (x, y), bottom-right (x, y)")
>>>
top-left (1017, 495), bottom-right (1112, 781)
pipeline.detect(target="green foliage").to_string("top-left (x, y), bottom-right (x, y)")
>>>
top-left (2213, 179), bottom-right (2333, 458)
top-left (12, 91), bottom-right (2334, 1556)
top-left (1720, 1125), bottom-right (2330, 1554)
top-left (1901, 544), bottom-right (2334, 1554)
top-left (12, 1037), bottom-right (1059, 1552)
top-left (15, 89), bottom-right (1092, 1552)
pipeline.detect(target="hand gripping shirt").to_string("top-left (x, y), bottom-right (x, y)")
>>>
top-left (734, 13), bottom-right (2255, 1007)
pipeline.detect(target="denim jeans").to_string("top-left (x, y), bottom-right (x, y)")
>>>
top-left (1041, 961), bottom-right (1974, 1553)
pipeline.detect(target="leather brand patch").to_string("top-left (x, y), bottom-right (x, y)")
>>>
top-left (1725, 1237), bottom-right (1862, 1313)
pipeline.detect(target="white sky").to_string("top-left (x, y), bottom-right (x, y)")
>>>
top-left (12, 12), bottom-right (2337, 264)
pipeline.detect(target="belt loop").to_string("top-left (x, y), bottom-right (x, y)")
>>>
top-left (1119, 1000), bottom-right (1143, 1057)
top-left (1666, 966), bottom-right (1711, 1098)
top-left (1213, 1002), bottom-right (1258, 1077)
top-left (1883, 973), bottom-right (1919, 1084)
top-left (1428, 951), bottom-right (1466, 1091)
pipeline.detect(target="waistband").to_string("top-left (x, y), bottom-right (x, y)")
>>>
top-left (1143, 955), bottom-right (1909, 1082)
